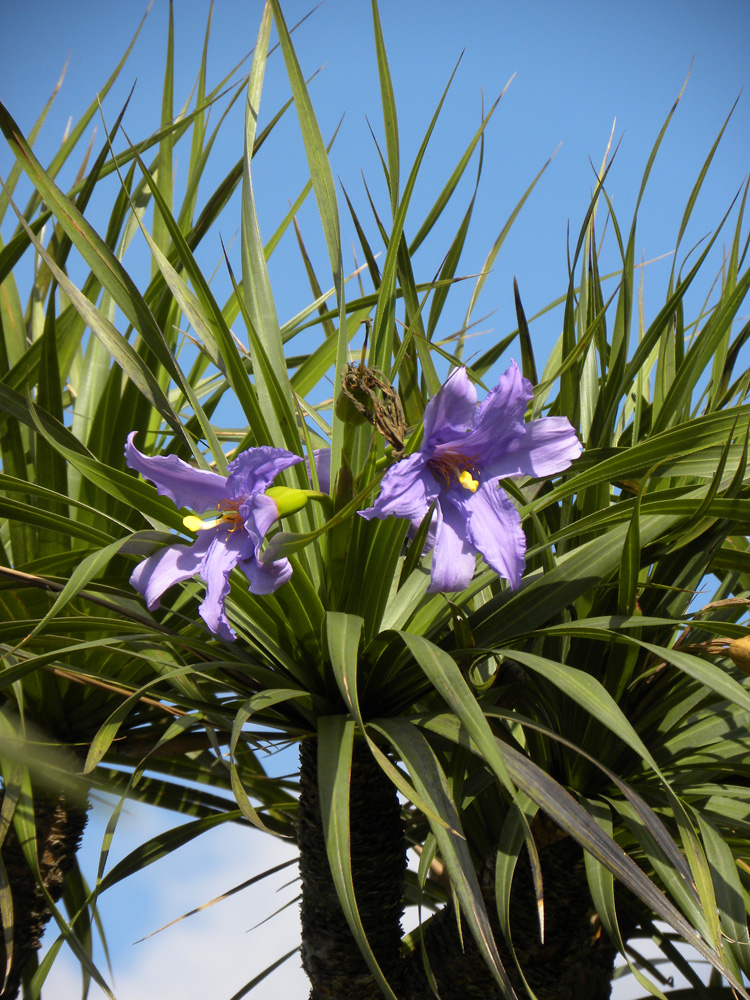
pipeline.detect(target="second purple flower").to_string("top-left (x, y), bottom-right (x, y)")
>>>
top-left (358, 362), bottom-right (582, 593)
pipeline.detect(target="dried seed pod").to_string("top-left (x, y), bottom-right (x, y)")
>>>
top-left (336, 363), bottom-right (406, 455)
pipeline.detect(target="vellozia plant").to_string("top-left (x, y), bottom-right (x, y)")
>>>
top-left (2, 2), bottom-right (750, 1000)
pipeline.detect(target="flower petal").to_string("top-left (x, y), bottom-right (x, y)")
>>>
top-left (427, 499), bottom-right (477, 593)
top-left (125, 433), bottom-right (227, 511)
top-left (225, 446), bottom-right (302, 498)
top-left (407, 504), bottom-right (438, 554)
top-left (423, 367), bottom-right (478, 450)
top-left (240, 551), bottom-right (294, 595)
top-left (358, 453), bottom-right (438, 524)
top-left (240, 492), bottom-right (278, 544)
top-left (489, 416), bottom-right (583, 479)
top-left (461, 361), bottom-right (533, 468)
top-left (129, 530), bottom-right (214, 609)
top-left (308, 448), bottom-right (331, 494)
top-left (197, 526), bottom-right (253, 641)
top-left (235, 493), bottom-right (293, 595)
top-left (465, 481), bottom-right (526, 589)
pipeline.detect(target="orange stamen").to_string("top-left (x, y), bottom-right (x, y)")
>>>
top-left (216, 498), bottom-right (244, 532)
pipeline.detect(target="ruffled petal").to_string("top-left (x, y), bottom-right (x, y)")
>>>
top-left (125, 433), bottom-right (227, 512)
top-left (130, 531), bottom-right (213, 611)
top-left (407, 504), bottom-right (438, 553)
top-left (225, 446), bottom-right (302, 497)
top-left (236, 493), bottom-right (292, 595)
top-left (129, 530), bottom-right (214, 610)
top-left (460, 361), bottom-right (533, 468)
top-left (423, 367), bottom-right (478, 450)
top-left (241, 493), bottom-right (281, 554)
top-left (240, 551), bottom-right (295, 595)
top-left (427, 499), bottom-right (477, 593)
top-left (197, 526), bottom-right (253, 641)
top-left (485, 416), bottom-right (582, 480)
top-left (465, 481), bottom-right (526, 589)
top-left (358, 453), bottom-right (439, 523)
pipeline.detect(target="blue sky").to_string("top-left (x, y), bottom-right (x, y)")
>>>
top-left (3, 0), bottom-right (749, 381)
top-left (1, 1), bottom-right (749, 997)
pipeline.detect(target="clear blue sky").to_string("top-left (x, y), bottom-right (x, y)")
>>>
top-left (3, 0), bottom-right (749, 381)
top-left (1, 1), bottom-right (749, 997)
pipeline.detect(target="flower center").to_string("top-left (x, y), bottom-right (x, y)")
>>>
top-left (427, 450), bottom-right (480, 493)
top-left (183, 497), bottom-right (245, 533)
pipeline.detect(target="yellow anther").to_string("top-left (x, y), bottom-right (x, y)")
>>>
top-left (458, 470), bottom-right (479, 492)
top-left (183, 510), bottom-right (242, 532)
top-left (427, 449), bottom-right (480, 491)
top-left (183, 514), bottom-right (216, 532)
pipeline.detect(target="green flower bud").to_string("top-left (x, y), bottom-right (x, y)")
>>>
top-left (265, 486), bottom-right (310, 517)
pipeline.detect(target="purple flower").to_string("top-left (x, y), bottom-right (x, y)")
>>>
top-left (307, 448), bottom-right (331, 494)
top-left (125, 433), bottom-right (303, 641)
top-left (358, 362), bottom-right (582, 593)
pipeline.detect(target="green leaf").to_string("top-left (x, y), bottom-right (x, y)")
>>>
top-left (580, 797), bottom-right (663, 999)
top-left (419, 713), bottom-right (746, 995)
top-left (371, 716), bottom-right (517, 997)
top-left (371, 0), bottom-right (399, 214)
top-left (267, 0), bottom-right (348, 493)
top-left (241, 5), bottom-right (294, 437)
top-left (493, 646), bottom-right (659, 772)
top-left (395, 631), bottom-right (518, 796)
top-left (2, 182), bottom-right (186, 441)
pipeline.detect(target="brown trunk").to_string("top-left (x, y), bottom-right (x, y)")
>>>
top-left (297, 738), bottom-right (406, 999)
top-left (402, 836), bottom-right (618, 1000)
top-left (297, 738), bottom-right (621, 1000)
top-left (0, 787), bottom-right (88, 999)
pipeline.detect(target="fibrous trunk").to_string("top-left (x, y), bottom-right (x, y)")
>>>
top-left (401, 836), bottom-right (618, 1000)
top-left (297, 737), bottom-right (619, 1000)
top-left (0, 787), bottom-right (88, 999)
top-left (297, 738), bottom-right (405, 999)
